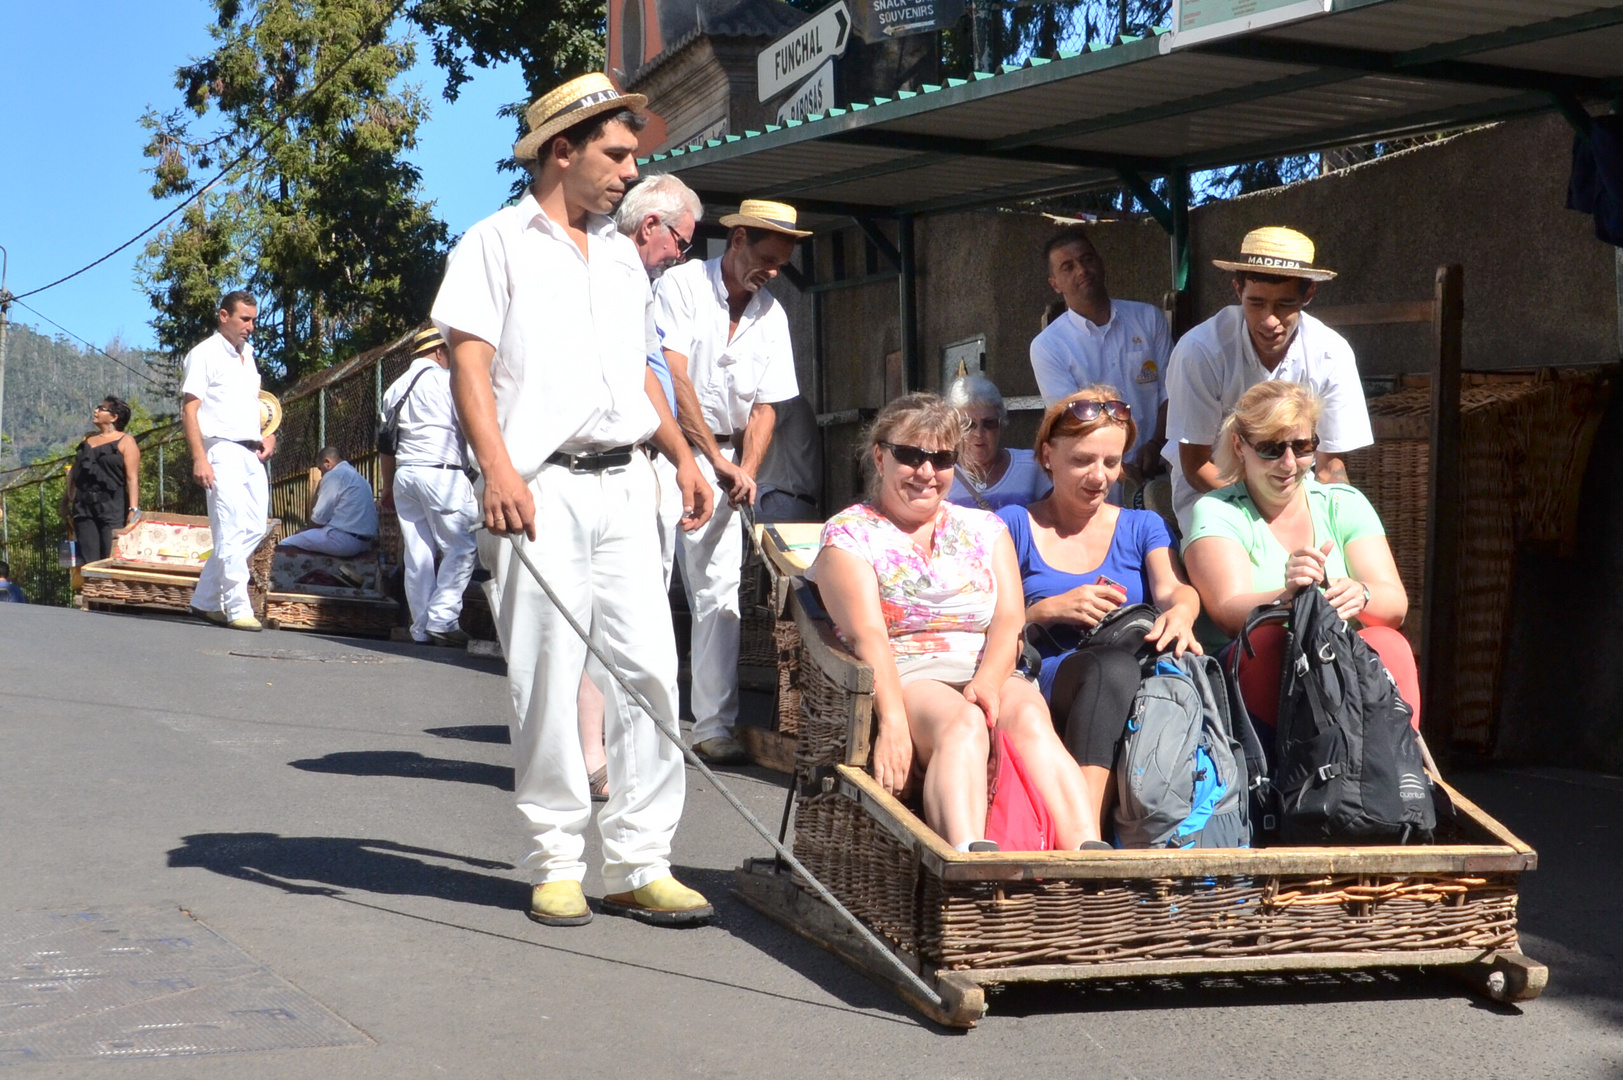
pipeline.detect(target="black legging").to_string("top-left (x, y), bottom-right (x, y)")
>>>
top-left (1046, 645), bottom-right (1143, 768)
top-left (73, 510), bottom-right (125, 564)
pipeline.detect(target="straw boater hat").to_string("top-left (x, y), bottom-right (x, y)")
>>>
top-left (257, 390), bottom-right (283, 438)
top-left (411, 327), bottom-right (445, 358)
top-left (718, 199), bottom-right (812, 239)
top-left (1212, 226), bottom-right (1337, 281)
top-left (512, 73), bottom-right (648, 164)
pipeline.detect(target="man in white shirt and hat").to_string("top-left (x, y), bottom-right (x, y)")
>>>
top-left (1163, 226), bottom-right (1373, 533)
top-left (432, 72), bottom-right (714, 929)
top-left (280, 447), bottom-right (378, 558)
top-left (654, 197), bottom-right (807, 765)
top-left (181, 290), bottom-right (274, 632)
top-left (378, 328), bottom-right (480, 647)
top-left (1029, 225), bottom-right (1170, 480)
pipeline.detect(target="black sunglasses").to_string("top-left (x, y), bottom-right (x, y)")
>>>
top-left (882, 442), bottom-right (957, 470)
top-left (1065, 399), bottom-right (1131, 423)
top-left (1247, 435), bottom-right (1320, 460)
top-left (662, 219), bottom-right (693, 257)
top-left (967, 417), bottom-right (1001, 433)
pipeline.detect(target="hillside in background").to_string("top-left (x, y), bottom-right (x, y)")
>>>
top-left (1, 322), bottom-right (170, 467)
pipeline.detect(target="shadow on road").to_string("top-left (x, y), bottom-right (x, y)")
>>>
top-left (289, 750), bottom-right (513, 790)
top-left (166, 833), bottom-right (526, 910)
top-left (425, 725), bottom-right (510, 744)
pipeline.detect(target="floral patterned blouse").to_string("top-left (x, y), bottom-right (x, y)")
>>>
top-left (810, 501), bottom-right (1007, 659)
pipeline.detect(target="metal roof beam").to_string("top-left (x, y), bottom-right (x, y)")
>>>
top-left (1115, 170), bottom-right (1173, 233)
top-left (1198, 38), bottom-right (1623, 96)
top-left (1397, 4), bottom-right (1623, 66)
top-left (854, 218), bottom-right (902, 271)
top-left (826, 129), bottom-right (1169, 172)
top-left (694, 193), bottom-right (894, 218)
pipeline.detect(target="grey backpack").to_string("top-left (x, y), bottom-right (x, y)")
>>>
top-left (1114, 654), bottom-right (1251, 849)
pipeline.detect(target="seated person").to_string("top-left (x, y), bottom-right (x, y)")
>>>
top-left (1182, 381), bottom-right (1419, 731)
top-left (280, 447), bottom-right (378, 559)
top-left (944, 375), bottom-right (1050, 511)
top-left (1000, 387), bottom-right (1201, 829)
top-left (808, 393), bottom-right (1101, 851)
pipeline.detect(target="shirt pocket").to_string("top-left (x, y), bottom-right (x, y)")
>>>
top-left (1121, 344), bottom-right (1161, 388)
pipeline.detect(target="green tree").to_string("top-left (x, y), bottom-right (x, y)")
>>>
top-left (138, 0), bottom-right (449, 384)
top-left (410, 0), bottom-right (605, 105)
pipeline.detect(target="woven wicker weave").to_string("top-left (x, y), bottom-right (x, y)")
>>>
top-left (264, 595), bottom-right (398, 636)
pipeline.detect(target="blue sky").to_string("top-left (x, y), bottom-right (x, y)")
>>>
top-left (0, 1), bottom-right (526, 355)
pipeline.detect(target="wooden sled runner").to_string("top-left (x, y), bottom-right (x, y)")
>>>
top-left (733, 581), bottom-right (1546, 1028)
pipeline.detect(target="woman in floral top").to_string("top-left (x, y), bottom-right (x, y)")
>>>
top-left (808, 394), bottom-right (1100, 851)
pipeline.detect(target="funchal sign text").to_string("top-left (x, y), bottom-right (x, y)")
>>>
top-left (757, 1), bottom-right (852, 102)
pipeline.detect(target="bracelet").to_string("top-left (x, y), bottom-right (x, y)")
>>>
top-left (1359, 581), bottom-right (1371, 608)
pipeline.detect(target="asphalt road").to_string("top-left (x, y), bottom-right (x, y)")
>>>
top-left (2, 602), bottom-right (1620, 1078)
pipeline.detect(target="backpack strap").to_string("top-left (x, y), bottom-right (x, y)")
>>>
top-left (379, 366), bottom-right (435, 453)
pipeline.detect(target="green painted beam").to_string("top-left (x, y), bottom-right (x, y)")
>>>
top-left (1116, 170), bottom-right (1173, 232)
top-left (825, 129), bottom-right (1168, 173)
top-left (854, 218), bottom-right (902, 271)
top-left (1399, 3), bottom-right (1623, 66)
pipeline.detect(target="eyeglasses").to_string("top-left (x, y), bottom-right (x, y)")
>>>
top-left (662, 219), bottom-right (693, 258)
top-left (1065, 399), bottom-right (1131, 424)
top-left (881, 442), bottom-right (957, 470)
top-left (967, 418), bottom-right (1001, 433)
top-left (1246, 435), bottom-right (1320, 460)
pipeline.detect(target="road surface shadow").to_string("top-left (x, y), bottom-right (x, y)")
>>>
top-left (167, 832), bottom-right (526, 910)
top-left (425, 724), bottom-right (510, 744)
top-left (289, 750), bottom-right (513, 790)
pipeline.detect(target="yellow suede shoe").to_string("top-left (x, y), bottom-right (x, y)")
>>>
top-left (601, 875), bottom-right (714, 927)
top-left (528, 880), bottom-right (592, 926)
top-left (227, 614), bottom-right (264, 632)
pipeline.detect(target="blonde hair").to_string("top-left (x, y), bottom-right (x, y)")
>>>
top-left (1211, 381), bottom-right (1324, 485)
top-left (862, 393), bottom-right (968, 503)
top-left (1033, 385), bottom-right (1137, 474)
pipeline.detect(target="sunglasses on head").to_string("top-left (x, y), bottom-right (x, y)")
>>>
top-left (882, 442), bottom-right (957, 470)
top-left (1246, 435), bottom-right (1320, 460)
top-left (1065, 399), bottom-right (1131, 424)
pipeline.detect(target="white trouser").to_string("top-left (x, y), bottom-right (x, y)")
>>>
top-left (394, 466), bottom-right (479, 640)
top-left (280, 525), bottom-right (372, 558)
top-left (677, 453), bottom-right (741, 744)
top-left (479, 454), bottom-right (685, 893)
top-left (195, 439), bottom-right (269, 620)
top-left (651, 452), bottom-right (682, 590)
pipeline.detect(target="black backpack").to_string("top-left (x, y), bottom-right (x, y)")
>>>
top-left (1240, 588), bottom-right (1436, 844)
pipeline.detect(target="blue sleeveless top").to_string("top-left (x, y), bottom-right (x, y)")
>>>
top-left (997, 504), bottom-right (1173, 697)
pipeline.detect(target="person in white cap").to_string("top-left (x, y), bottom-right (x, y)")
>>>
top-left (654, 197), bottom-right (808, 765)
top-left (431, 72), bottom-right (714, 929)
top-left (379, 327), bottom-right (480, 647)
top-left (182, 290), bottom-right (274, 632)
top-left (1163, 226), bottom-right (1372, 534)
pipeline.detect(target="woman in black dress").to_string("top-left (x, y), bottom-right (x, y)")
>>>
top-left (65, 397), bottom-right (141, 564)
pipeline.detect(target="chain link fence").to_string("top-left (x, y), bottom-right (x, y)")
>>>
top-left (0, 327), bottom-right (418, 607)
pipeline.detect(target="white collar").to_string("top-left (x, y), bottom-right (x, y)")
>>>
top-left (1064, 302), bottom-right (1115, 337)
top-left (519, 190), bottom-right (617, 242)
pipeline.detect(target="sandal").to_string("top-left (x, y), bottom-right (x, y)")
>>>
top-left (588, 764), bottom-right (609, 802)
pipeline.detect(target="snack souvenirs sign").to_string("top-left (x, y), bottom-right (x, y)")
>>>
top-left (854, 0), bottom-right (964, 40)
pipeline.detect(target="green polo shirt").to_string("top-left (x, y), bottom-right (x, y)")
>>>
top-left (1183, 477), bottom-right (1385, 592)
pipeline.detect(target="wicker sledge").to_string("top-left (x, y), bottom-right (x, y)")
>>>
top-left (733, 581), bottom-right (1545, 1028)
top-left (79, 513), bottom-right (281, 618)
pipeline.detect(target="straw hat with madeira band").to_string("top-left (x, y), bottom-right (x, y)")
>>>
top-left (513, 73), bottom-right (647, 164)
top-left (1212, 226), bottom-right (1337, 281)
top-left (257, 390), bottom-right (283, 439)
top-left (719, 199), bottom-right (812, 239)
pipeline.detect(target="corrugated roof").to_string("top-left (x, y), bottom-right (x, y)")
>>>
top-left (641, 0), bottom-right (1623, 220)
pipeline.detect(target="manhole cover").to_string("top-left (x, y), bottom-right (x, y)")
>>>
top-left (0, 906), bottom-right (370, 1064)
top-left (226, 648), bottom-right (392, 664)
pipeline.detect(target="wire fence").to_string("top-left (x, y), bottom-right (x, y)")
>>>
top-left (0, 326), bottom-right (418, 607)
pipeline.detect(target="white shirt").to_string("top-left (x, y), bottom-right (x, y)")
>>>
top-left (948, 449), bottom-right (1051, 511)
top-left (653, 257), bottom-right (799, 435)
top-left (1164, 306), bottom-right (1373, 530)
top-left (1029, 299), bottom-right (1170, 461)
top-left (311, 461), bottom-right (379, 537)
top-left (431, 193), bottom-right (659, 479)
top-left (382, 357), bottom-right (463, 467)
top-left (180, 332), bottom-right (262, 442)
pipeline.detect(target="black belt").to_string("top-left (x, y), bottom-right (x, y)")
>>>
top-left (235, 439), bottom-right (264, 452)
top-left (545, 445), bottom-right (635, 473)
top-left (334, 528), bottom-right (375, 541)
top-left (710, 431), bottom-right (739, 448)
top-left (401, 462), bottom-right (463, 470)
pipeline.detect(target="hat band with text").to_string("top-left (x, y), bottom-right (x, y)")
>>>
top-left (1242, 254), bottom-right (1308, 269)
top-left (540, 88), bottom-right (624, 126)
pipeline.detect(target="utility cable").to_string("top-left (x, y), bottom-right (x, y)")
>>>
top-left (11, 298), bottom-right (163, 388)
top-left (495, 528), bottom-right (950, 1015)
top-left (11, 1), bottom-right (404, 302)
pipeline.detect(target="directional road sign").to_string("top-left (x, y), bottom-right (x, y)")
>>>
top-left (777, 60), bottom-right (837, 125)
top-left (758, 1), bottom-right (851, 102)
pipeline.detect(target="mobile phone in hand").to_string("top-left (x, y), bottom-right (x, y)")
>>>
top-left (1095, 574), bottom-right (1127, 596)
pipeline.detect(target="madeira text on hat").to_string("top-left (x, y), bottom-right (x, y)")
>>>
top-left (1211, 226), bottom-right (1336, 281)
top-left (513, 73), bottom-right (649, 164)
top-left (717, 199), bottom-right (812, 239)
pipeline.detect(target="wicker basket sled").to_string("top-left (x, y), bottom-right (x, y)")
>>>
top-left (733, 581), bottom-right (1545, 1027)
top-left (79, 513), bottom-right (281, 618)
top-left (735, 524), bottom-right (821, 772)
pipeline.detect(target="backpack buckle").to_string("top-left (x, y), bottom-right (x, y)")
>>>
top-left (1316, 763), bottom-right (1341, 783)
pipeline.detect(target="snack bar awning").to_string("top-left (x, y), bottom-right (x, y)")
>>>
top-left (644, 0), bottom-right (1623, 221)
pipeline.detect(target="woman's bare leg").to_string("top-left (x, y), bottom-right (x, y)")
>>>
top-left (997, 676), bottom-right (1101, 847)
top-left (578, 668), bottom-right (606, 775)
top-left (1079, 765), bottom-right (1113, 836)
top-left (901, 680), bottom-right (990, 848)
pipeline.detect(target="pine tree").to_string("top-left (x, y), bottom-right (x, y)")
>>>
top-left (138, 0), bottom-right (449, 384)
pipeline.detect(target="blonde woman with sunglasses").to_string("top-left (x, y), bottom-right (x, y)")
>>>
top-left (808, 393), bottom-right (1101, 852)
top-left (1183, 381), bottom-right (1419, 734)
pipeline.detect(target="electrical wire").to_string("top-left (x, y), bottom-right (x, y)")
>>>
top-left (11, 1), bottom-right (404, 303)
top-left (11, 299), bottom-right (162, 388)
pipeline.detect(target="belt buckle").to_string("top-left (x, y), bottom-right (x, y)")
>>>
top-left (568, 453), bottom-right (595, 474)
